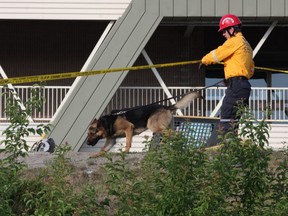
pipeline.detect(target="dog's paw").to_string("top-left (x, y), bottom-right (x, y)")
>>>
top-left (89, 151), bottom-right (106, 158)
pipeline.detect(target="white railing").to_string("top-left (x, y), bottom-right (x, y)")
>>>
top-left (0, 86), bottom-right (70, 122)
top-left (1, 86), bottom-right (288, 122)
top-left (104, 87), bottom-right (288, 122)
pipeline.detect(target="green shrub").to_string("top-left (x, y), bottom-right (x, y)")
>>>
top-left (103, 132), bottom-right (224, 216)
top-left (101, 105), bottom-right (288, 215)
top-left (13, 144), bottom-right (107, 215)
top-left (0, 84), bottom-right (50, 215)
top-left (1, 84), bottom-right (288, 215)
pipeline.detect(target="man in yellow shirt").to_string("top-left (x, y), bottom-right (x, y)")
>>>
top-left (199, 14), bottom-right (254, 139)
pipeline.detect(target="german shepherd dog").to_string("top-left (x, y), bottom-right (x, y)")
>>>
top-left (87, 91), bottom-right (202, 157)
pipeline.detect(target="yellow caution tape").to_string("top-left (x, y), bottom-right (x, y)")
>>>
top-left (0, 59), bottom-right (287, 86)
top-left (0, 60), bottom-right (201, 86)
top-left (254, 66), bottom-right (288, 74)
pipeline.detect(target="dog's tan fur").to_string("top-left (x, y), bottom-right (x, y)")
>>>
top-left (87, 91), bottom-right (201, 157)
top-left (147, 109), bottom-right (173, 132)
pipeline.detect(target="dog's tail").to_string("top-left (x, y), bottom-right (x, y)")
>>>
top-left (171, 91), bottom-right (202, 110)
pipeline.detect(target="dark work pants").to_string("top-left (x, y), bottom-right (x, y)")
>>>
top-left (220, 77), bottom-right (251, 138)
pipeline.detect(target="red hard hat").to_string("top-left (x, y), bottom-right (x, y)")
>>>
top-left (218, 14), bottom-right (241, 32)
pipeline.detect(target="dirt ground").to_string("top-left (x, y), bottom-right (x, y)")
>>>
top-left (0, 151), bottom-right (145, 170)
top-left (0, 148), bottom-right (285, 174)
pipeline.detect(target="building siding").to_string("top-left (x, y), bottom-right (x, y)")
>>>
top-left (0, 0), bottom-right (132, 20)
top-left (0, 0), bottom-right (287, 21)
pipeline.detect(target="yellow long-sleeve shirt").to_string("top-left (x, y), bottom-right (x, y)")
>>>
top-left (201, 32), bottom-right (254, 80)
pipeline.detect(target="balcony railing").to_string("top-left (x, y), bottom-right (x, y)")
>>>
top-left (104, 87), bottom-right (288, 122)
top-left (1, 86), bottom-right (288, 122)
top-left (0, 86), bottom-right (70, 122)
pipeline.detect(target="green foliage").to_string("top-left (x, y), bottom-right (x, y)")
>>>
top-left (0, 84), bottom-right (51, 215)
top-left (101, 106), bottom-right (288, 215)
top-left (1, 86), bottom-right (288, 215)
top-left (0, 84), bottom-right (51, 169)
top-left (212, 105), bottom-right (273, 215)
top-left (0, 84), bottom-right (106, 215)
top-left (20, 144), bottom-right (106, 215)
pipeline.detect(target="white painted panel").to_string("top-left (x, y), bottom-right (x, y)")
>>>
top-left (174, 0), bottom-right (187, 17)
top-left (257, 0), bottom-right (271, 16)
top-left (0, 0), bottom-right (131, 2)
top-left (215, 0), bottom-right (229, 17)
top-left (271, 0), bottom-right (285, 16)
top-left (286, 0), bottom-right (288, 16)
top-left (0, 0), bottom-right (286, 20)
top-left (202, 0), bottom-right (215, 16)
top-left (187, 0), bottom-right (201, 17)
top-left (160, 0), bottom-right (173, 16)
top-left (0, 0), bottom-right (132, 20)
top-left (229, 0), bottom-right (243, 16)
top-left (243, 0), bottom-right (257, 16)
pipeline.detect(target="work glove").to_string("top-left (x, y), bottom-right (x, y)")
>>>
top-left (198, 62), bottom-right (205, 70)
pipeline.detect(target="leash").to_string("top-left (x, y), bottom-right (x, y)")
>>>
top-left (112, 80), bottom-right (225, 116)
top-left (198, 79), bottom-right (225, 90)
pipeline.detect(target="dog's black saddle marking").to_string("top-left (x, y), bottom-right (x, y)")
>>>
top-left (100, 104), bottom-right (169, 136)
top-left (116, 104), bottom-right (167, 126)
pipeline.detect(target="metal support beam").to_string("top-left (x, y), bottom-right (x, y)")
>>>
top-left (253, 21), bottom-right (277, 58)
top-left (50, 21), bottom-right (115, 123)
top-left (142, 49), bottom-right (183, 116)
top-left (0, 65), bottom-right (34, 122)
